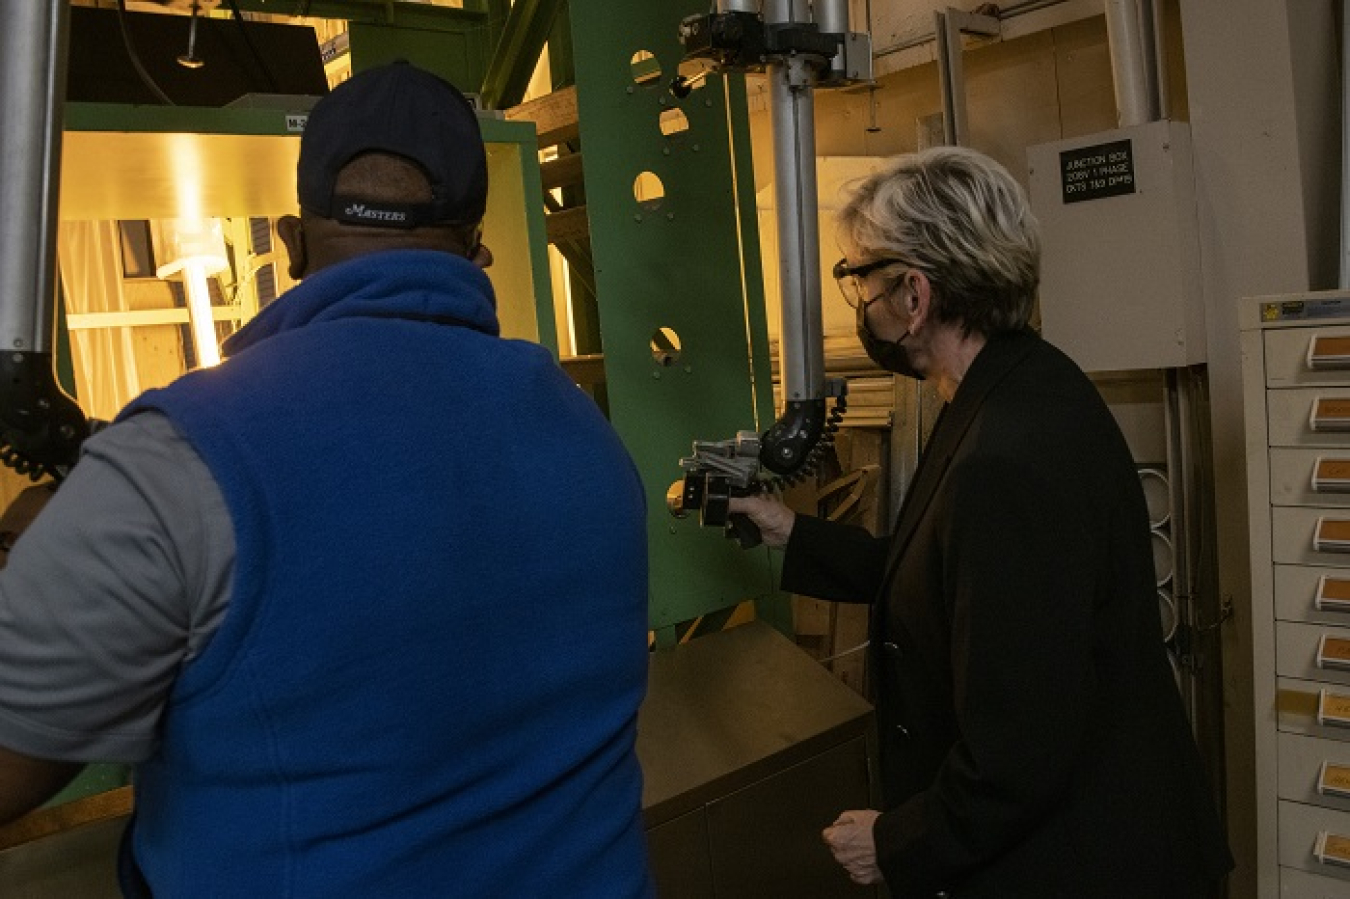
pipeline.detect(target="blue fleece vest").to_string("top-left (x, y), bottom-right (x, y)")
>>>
top-left (117, 250), bottom-right (652, 898)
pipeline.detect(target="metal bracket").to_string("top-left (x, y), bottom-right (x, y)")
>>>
top-left (935, 6), bottom-right (1000, 146)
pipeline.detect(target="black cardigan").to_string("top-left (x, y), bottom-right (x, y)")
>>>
top-left (783, 329), bottom-right (1232, 897)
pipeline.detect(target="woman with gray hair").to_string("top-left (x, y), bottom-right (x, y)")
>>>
top-left (731, 146), bottom-right (1231, 897)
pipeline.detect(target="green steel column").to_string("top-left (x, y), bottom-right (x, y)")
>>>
top-left (566, 1), bottom-right (781, 641)
top-left (479, 0), bottom-right (566, 109)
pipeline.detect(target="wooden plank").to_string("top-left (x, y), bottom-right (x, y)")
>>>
top-left (545, 204), bottom-right (590, 244)
top-left (560, 353), bottom-right (605, 388)
top-left (505, 85), bottom-right (579, 149)
top-left (0, 787), bottom-right (133, 852)
top-left (540, 152), bottom-right (585, 191)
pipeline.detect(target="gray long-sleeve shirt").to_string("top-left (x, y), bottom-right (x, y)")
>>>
top-left (0, 412), bottom-right (233, 763)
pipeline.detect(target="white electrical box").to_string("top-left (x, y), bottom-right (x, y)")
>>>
top-left (1027, 120), bottom-right (1205, 372)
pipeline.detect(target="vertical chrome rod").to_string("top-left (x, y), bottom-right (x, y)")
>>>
top-left (0, 0), bottom-right (68, 355)
top-left (767, 56), bottom-right (825, 403)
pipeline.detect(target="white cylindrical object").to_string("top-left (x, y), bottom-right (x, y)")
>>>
top-left (1139, 467), bottom-right (1171, 528)
top-left (1151, 529), bottom-right (1174, 587)
top-left (157, 218), bottom-right (228, 370)
top-left (1104, 0), bottom-right (1157, 127)
top-left (156, 218), bottom-right (229, 279)
top-left (768, 56), bottom-right (825, 403)
top-left (183, 261), bottom-right (222, 369)
top-left (1158, 587), bottom-right (1178, 643)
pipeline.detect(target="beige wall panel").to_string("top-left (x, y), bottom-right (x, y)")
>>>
top-left (1049, 17), bottom-right (1118, 140)
top-left (963, 31), bottom-right (1071, 187)
top-left (750, 20), bottom-right (1117, 197)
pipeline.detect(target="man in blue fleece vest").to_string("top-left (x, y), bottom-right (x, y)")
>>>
top-left (0, 61), bottom-right (654, 897)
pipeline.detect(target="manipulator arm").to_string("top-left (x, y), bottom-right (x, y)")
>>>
top-left (668, 0), bottom-right (867, 541)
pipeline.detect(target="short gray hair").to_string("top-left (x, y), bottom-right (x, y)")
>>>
top-left (836, 146), bottom-right (1041, 337)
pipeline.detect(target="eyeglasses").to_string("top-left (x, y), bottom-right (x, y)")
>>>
top-left (832, 257), bottom-right (911, 309)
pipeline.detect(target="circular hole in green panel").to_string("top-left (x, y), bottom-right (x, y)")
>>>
top-left (651, 327), bottom-right (681, 367)
top-left (630, 50), bottom-right (662, 86)
top-left (659, 108), bottom-right (690, 136)
top-left (634, 171), bottom-right (665, 211)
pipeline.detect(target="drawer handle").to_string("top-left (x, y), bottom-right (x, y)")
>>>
top-left (1317, 576), bottom-right (1350, 612)
top-left (1319, 634), bottom-right (1350, 671)
top-left (1319, 761), bottom-right (1350, 798)
top-left (1309, 335), bottom-right (1350, 370)
top-left (1313, 457), bottom-right (1350, 493)
top-left (1315, 831), bottom-right (1350, 868)
top-left (1314, 517), bottom-right (1350, 553)
top-left (1318, 689), bottom-right (1350, 728)
top-left (1311, 397), bottom-right (1350, 432)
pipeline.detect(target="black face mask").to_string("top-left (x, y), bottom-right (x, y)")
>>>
top-left (856, 298), bottom-right (925, 380)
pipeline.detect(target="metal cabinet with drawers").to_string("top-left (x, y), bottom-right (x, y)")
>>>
top-left (1242, 294), bottom-right (1350, 896)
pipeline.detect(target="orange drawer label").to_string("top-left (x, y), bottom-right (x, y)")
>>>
top-left (1317, 398), bottom-right (1350, 419)
top-left (1320, 691), bottom-right (1350, 726)
top-left (1317, 459), bottom-right (1350, 482)
top-left (1322, 577), bottom-right (1350, 607)
top-left (1322, 637), bottom-right (1350, 667)
top-left (1312, 336), bottom-right (1350, 365)
top-left (1320, 763), bottom-right (1350, 797)
top-left (1317, 519), bottom-right (1350, 546)
top-left (1317, 832), bottom-right (1350, 867)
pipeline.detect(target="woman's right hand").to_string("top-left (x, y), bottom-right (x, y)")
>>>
top-left (726, 493), bottom-right (796, 548)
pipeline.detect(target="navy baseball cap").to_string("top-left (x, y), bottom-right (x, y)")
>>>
top-left (297, 61), bottom-right (488, 229)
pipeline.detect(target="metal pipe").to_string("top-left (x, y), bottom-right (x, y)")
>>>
top-left (875, 0), bottom-right (1061, 60)
top-left (1135, 0), bottom-right (1161, 116)
top-left (716, 0), bottom-right (761, 13)
top-left (1104, 0), bottom-right (1157, 127)
top-left (769, 55), bottom-right (825, 403)
top-left (935, 10), bottom-right (965, 145)
top-left (1150, 0), bottom-right (1170, 119)
top-left (1165, 369), bottom-right (1198, 727)
top-left (814, 0), bottom-right (850, 81)
top-left (763, 0), bottom-right (809, 25)
top-left (0, 0), bottom-right (67, 355)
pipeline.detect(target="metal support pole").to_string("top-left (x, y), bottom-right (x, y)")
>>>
top-left (0, 0), bottom-right (68, 355)
top-left (767, 55), bottom-right (825, 403)
top-left (1104, 0), bottom-right (1160, 127)
top-left (1164, 369), bottom-right (1197, 725)
top-left (934, 8), bottom-right (999, 147)
top-left (935, 10), bottom-right (965, 146)
top-left (1149, 0), bottom-right (1170, 120)
top-left (756, 0), bottom-right (824, 404)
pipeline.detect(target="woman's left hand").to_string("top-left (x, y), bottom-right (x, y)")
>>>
top-left (822, 808), bottom-right (882, 885)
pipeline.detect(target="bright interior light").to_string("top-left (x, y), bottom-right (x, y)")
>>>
top-left (157, 218), bottom-right (228, 368)
top-left (181, 260), bottom-right (222, 368)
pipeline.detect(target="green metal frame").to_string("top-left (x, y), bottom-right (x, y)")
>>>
top-left (230, 0), bottom-right (489, 31)
top-left (479, 0), bottom-right (566, 109)
top-left (226, 0), bottom-right (496, 98)
top-left (567, 1), bottom-right (782, 645)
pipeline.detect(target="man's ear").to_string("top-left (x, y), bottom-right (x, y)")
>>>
top-left (277, 214), bottom-right (307, 281)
